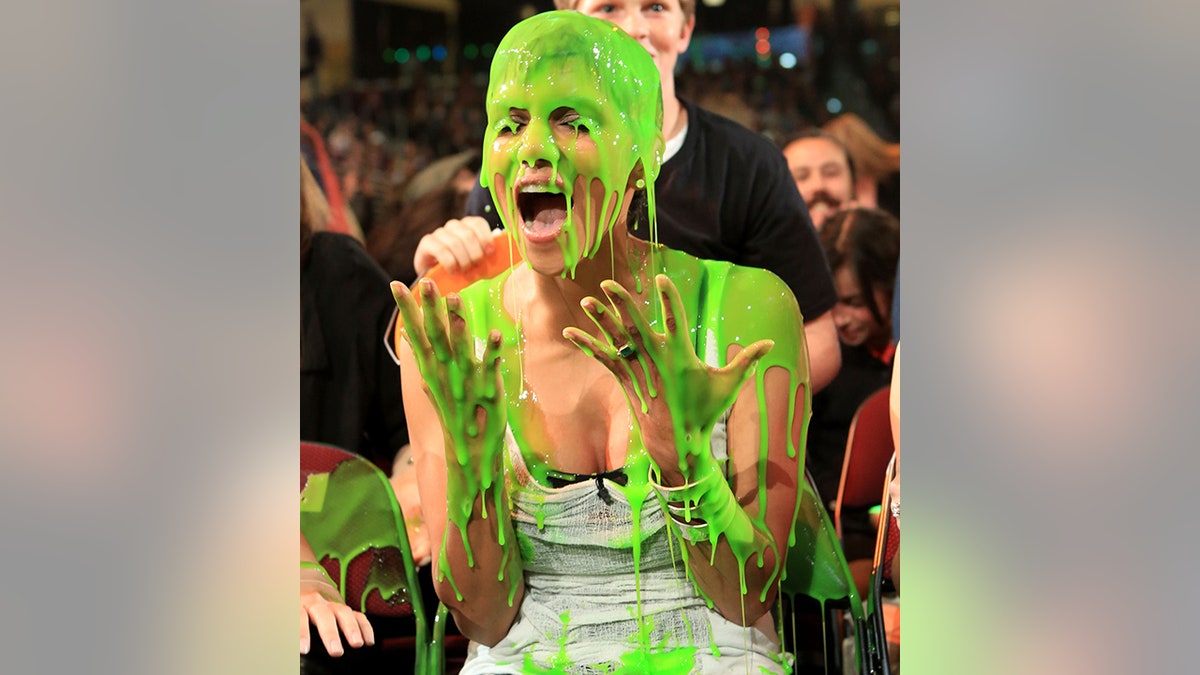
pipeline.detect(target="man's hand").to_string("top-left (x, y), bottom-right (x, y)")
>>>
top-left (413, 217), bottom-right (499, 277)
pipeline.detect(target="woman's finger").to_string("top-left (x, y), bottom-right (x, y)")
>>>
top-left (655, 275), bottom-right (692, 350)
top-left (582, 295), bottom-right (648, 398)
top-left (579, 297), bottom-right (624, 352)
top-left (445, 293), bottom-right (472, 403)
top-left (563, 326), bottom-right (612, 363)
top-left (419, 279), bottom-right (454, 365)
top-left (600, 279), bottom-right (656, 348)
top-left (445, 293), bottom-right (470, 362)
top-left (392, 282), bottom-right (433, 360)
top-left (481, 330), bottom-right (507, 444)
top-left (479, 329), bottom-right (503, 396)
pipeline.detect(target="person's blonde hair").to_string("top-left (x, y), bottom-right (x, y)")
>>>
top-left (301, 159), bottom-right (331, 237)
top-left (553, 0), bottom-right (696, 21)
top-left (822, 113), bottom-right (900, 180)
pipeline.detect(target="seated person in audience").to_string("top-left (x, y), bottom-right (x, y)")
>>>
top-left (301, 532), bottom-right (373, 659)
top-left (367, 151), bottom-right (480, 286)
top-left (393, 11), bottom-right (808, 673)
top-left (804, 208), bottom-right (899, 524)
top-left (300, 160), bottom-right (430, 664)
top-left (822, 112), bottom-right (900, 217)
top-left (301, 159), bottom-right (409, 469)
top-left (782, 129), bottom-right (858, 230)
top-left (410, 0), bottom-right (842, 394)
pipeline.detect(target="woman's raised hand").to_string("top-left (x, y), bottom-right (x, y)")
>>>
top-left (392, 279), bottom-right (506, 494)
top-left (563, 275), bottom-right (773, 484)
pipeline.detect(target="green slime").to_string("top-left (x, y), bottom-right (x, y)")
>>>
top-left (417, 10), bottom-right (827, 674)
top-left (481, 11), bottom-right (664, 280)
top-left (301, 454), bottom-right (446, 674)
top-left (454, 248), bottom-right (807, 674)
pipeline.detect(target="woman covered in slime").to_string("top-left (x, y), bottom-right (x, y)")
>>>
top-left (393, 11), bottom-right (808, 674)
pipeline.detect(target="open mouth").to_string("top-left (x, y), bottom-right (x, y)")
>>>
top-left (517, 189), bottom-right (568, 243)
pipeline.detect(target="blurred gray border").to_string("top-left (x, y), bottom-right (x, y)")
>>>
top-left (905, 1), bottom-right (1199, 673)
top-left (0, 0), bottom-right (297, 673)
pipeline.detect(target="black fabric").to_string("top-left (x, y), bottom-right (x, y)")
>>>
top-left (544, 467), bottom-right (630, 505)
top-left (464, 98), bottom-right (836, 322)
top-left (543, 467), bottom-right (630, 488)
top-left (804, 343), bottom-right (893, 507)
top-left (301, 232), bottom-right (408, 467)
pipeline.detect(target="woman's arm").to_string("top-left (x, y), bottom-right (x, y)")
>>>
top-left (671, 268), bottom-right (805, 624)
top-left (394, 280), bottom-right (524, 645)
top-left (680, 344), bottom-right (802, 624)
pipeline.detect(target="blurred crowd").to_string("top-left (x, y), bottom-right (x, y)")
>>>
top-left (299, 5), bottom-right (899, 277)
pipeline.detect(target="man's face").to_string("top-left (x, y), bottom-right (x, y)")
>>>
top-left (576, 1), bottom-right (694, 87)
top-left (783, 137), bottom-right (854, 229)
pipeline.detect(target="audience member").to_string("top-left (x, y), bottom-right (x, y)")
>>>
top-left (782, 128), bottom-right (857, 230)
top-left (301, 159), bottom-right (420, 668)
top-left (301, 532), bottom-right (373, 659)
top-left (367, 151), bottom-right (480, 285)
top-left (805, 207), bottom-right (899, 513)
top-left (301, 159), bottom-right (409, 468)
top-left (822, 112), bottom-right (900, 217)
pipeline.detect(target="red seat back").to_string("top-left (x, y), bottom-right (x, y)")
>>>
top-left (301, 441), bottom-right (416, 617)
top-left (834, 387), bottom-right (895, 537)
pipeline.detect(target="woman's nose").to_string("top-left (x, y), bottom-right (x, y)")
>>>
top-left (833, 304), bottom-right (852, 327)
top-left (516, 120), bottom-right (559, 167)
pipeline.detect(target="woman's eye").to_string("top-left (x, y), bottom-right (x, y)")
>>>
top-left (498, 119), bottom-right (525, 135)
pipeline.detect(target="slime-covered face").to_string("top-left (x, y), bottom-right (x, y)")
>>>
top-left (482, 12), bottom-right (664, 278)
